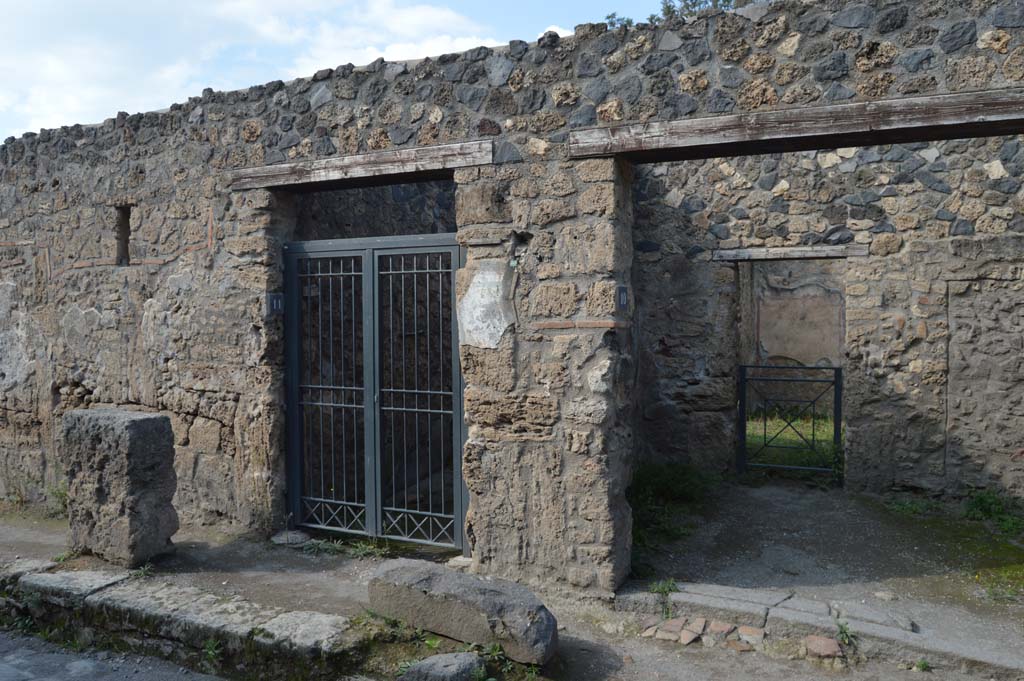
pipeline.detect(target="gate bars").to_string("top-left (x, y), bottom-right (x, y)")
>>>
top-left (737, 365), bottom-right (843, 480)
top-left (284, 234), bottom-right (467, 549)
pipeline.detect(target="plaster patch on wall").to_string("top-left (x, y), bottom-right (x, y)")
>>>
top-left (458, 260), bottom-right (514, 349)
top-left (0, 282), bottom-right (31, 392)
top-left (0, 330), bottom-right (30, 392)
top-left (0, 282), bottom-right (16, 318)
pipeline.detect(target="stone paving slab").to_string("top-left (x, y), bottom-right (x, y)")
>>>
top-left (678, 583), bottom-right (791, 608)
top-left (18, 570), bottom-right (130, 608)
top-left (0, 560), bottom-right (55, 589)
top-left (764, 607), bottom-right (837, 639)
top-left (164, 592), bottom-right (283, 645)
top-left (85, 579), bottom-right (209, 621)
top-left (829, 600), bottom-right (916, 632)
top-left (258, 610), bottom-right (353, 655)
top-left (775, 596), bottom-right (829, 617)
top-left (668, 592), bottom-right (769, 627)
top-left (3, 568), bottom-right (378, 678)
top-left (82, 573), bottom-right (280, 647)
top-left (850, 619), bottom-right (1024, 675)
top-left (83, 578), bottom-right (282, 646)
top-left (616, 588), bottom-right (769, 627)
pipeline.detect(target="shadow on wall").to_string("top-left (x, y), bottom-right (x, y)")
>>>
top-left (631, 166), bottom-right (739, 473)
top-left (630, 173), bottom-right (846, 475)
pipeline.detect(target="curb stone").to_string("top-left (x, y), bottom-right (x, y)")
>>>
top-left (0, 561), bottom-right (373, 679)
top-left (616, 582), bottom-right (1024, 676)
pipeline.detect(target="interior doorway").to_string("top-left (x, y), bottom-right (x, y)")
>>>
top-left (737, 259), bottom-right (846, 480)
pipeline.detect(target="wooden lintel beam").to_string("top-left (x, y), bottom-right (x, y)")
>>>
top-left (569, 88), bottom-right (1024, 161)
top-left (711, 245), bottom-right (870, 262)
top-left (227, 140), bottom-right (494, 191)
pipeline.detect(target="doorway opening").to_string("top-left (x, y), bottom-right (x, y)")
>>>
top-left (737, 259), bottom-right (846, 480)
top-left (281, 180), bottom-right (466, 549)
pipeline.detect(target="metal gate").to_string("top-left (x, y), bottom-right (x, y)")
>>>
top-left (737, 365), bottom-right (843, 480)
top-left (284, 234), bottom-right (466, 548)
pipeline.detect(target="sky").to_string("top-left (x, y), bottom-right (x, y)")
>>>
top-left (0, 0), bottom-right (663, 140)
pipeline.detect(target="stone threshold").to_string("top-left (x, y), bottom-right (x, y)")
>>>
top-left (0, 558), bottom-right (371, 679)
top-left (615, 582), bottom-right (1024, 677)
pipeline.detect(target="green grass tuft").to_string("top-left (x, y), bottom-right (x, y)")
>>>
top-left (628, 463), bottom-right (716, 578)
top-left (964, 491), bottom-right (1024, 538)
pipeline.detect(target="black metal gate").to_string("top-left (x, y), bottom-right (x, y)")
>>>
top-left (284, 234), bottom-right (466, 548)
top-left (737, 365), bottom-right (843, 480)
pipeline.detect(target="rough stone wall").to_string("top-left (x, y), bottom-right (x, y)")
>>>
top-left (455, 157), bottom-right (634, 595)
top-left (0, 165), bottom-right (288, 528)
top-left (631, 167), bottom-right (739, 470)
top-left (294, 180), bottom-right (455, 241)
top-left (633, 135), bottom-right (1024, 493)
top-left (2, 0), bottom-right (1024, 591)
top-left (948, 279), bottom-right (1024, 497)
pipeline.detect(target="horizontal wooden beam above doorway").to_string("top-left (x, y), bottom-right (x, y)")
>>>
top-left (568, 88), bottom-right (1024, 162)
top-left (712, 244), bottom-right (869, 262)
top-left (227, 140), bottom-right (493, 191)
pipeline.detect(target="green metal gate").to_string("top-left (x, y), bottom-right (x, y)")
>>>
top-left (737, 365), bottom-right (843, 481)
top-left (284, 234), bottom-right (466, 548)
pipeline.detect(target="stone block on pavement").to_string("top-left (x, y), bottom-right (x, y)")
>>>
top-left (398, 653), bottom-right (486, 681)
top-left (62, 409), bottom-right (179, 567)
top-left (368, 559), bottom-right (557, 664)
top-left (270, 530), bottom-right (311, 547)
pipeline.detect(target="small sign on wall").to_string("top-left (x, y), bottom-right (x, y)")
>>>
top-left (267, 293), bottom-right (285, 316)
top-left (617, 286), bottom-right (629, 312)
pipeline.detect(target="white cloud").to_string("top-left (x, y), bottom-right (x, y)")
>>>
top-left (539, 24), bottom-right (574, 38)
top-left (0, 0), bottom-right (500, 139)
top-left (287, 0), bottom-right (498, 77)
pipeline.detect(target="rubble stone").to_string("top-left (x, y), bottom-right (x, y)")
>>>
top-left (398, 653), bottom-right (485, 681)
top-left (368, 559), bottom-right (557, 664)
top-left (803, 635), bottom-right (843, 658)
top-left (62, 410), bottom-right (179, 567)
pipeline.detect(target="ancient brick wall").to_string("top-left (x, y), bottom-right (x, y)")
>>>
top-left (2, 0), bottom-right (1024, 592)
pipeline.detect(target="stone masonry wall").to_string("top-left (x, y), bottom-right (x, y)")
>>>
top-left (2, 0), bottom-right (1024, 591)
top-left (455, 157), bottom-right (635, 594)
top-left (631, 167), bottom-right (739, 470)
top-left (294, 180), bottom-right (455, 241)
top-left (631, 135), bottom-right (1024, 493)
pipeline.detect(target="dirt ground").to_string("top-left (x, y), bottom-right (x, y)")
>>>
top-left (642, 479), bottom-right (1024, 613)
top-left (1, 499), bottom-right (1020, 680)
top-left (634, 478), bottom-right (1024, 666)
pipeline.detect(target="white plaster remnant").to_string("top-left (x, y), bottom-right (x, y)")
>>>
top-left (457, 260), bottom-right (515, 349)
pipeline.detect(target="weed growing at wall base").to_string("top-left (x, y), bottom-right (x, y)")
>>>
top-left (965, 491), bottom-right (1024, 537)
top-left (628, 463), bottom-right (717, 577)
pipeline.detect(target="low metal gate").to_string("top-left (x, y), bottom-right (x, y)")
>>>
top-left (737, 365), bottom-right (843, 480)
top-left (284, 234), bottom-right (466, 548)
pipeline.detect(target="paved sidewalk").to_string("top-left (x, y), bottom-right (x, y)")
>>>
top-left (1, 508), bottom-right (1019, 680)
top-left (0, 630), bottom-right (223, 681)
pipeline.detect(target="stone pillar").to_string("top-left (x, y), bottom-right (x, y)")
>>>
top-left (62, 409), bottom-right (179, 567)
top-left (454, 156), bottom-right (635, 596)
